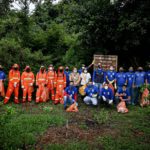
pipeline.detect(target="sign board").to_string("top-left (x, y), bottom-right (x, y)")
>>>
top-left (93, 55), bottom-right (118, 71)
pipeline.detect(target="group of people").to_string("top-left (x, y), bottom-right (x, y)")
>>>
top-left (0, 62), bottom-right (150, 112)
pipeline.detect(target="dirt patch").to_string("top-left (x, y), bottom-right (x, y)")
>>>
top-left (35, 120), bottom-right (119, 150)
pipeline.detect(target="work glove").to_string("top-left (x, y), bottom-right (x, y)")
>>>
top-left (21, 85), bottom-right (24, 89)
top-left (93, 82), bottom-right (95, 85)
top-left (36, 85), bottom-right (39, 88)
top-left (109, 100), bottom-right (113, 104)
top-left (44, 84), bottom-right (47, 87)
top-left (102, 96), bottom-right (106, 101)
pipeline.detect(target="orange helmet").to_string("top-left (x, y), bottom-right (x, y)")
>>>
top-left (24, 66), bottom-right (31, 71)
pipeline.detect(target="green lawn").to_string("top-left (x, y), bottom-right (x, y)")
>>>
top-left (0, 101), bottom-right (149, 150)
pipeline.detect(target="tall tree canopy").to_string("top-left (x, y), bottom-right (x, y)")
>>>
top-left (0, 0), bottom-right (150, 71)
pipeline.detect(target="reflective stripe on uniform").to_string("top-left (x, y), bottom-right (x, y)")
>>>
top-left (5, 97), bottom-right (9, 99)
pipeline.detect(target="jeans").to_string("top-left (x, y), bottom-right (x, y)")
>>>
top-left (132, 87), bottom-right (140, 105)
top-left (64, 96), bottom-right (74, 108)
top-left (127, 87), bottom-right (134, 104)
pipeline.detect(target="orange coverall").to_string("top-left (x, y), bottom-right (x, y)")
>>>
top-left (21, 71), bottom-right (35, 102)
top-left (36, 70), bottom-right (47, 103)
top-left (47, 70), bottom-right (57, 101)
top-left (54, 69), bottom-right (66, 104)
top-left (0, 80), bottom-right (5, 97)
top-left (4, 69), bottom-right (20, 104)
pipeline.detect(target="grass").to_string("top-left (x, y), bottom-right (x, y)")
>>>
top-left (0, 100), bottom-right (150, 150)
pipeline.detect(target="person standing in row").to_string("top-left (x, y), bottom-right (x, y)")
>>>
top-left (0, 65), bottom-right (6, 100)
top-left (92, 63), bottom-right (106, 94)
top-left (21, 66), bottom-right (35, 103)
top-left (105, 65), bottom-right (116, 93)
top-left (69, 67), bottom-right (81, 91)
top-left (36, 66), bottom-right (47, 103)
top-left (64, 66), bottom-right (71, 87)
top-left (146, 64), bottom-right (150, 85)
top-left (126, 67), bottom-right (135, 104)
top-left (4, 64), bottom-right (20, 104)
top-left (133, 67), bottom-right (146, 105)
top-left (115, 67), bottom-right (126, 91)
top-left (54, 66), bottom-right (66, 104)
top-left (47, 64), bottom-right (57, 101)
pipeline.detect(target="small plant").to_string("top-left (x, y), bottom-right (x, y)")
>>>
top-left (140, 84), bottom-right (150, 93)
top-left (43, 106), bottom-right (53, 112)
top-left (93, 108), bottom-right (109, 124)
top-left (5, 106), bottom-right (16, 115)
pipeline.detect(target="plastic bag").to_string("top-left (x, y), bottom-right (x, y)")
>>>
top-left (117, 101), bottom-right (128, 113)
top-left (66, 102), bottom-right (78, 112)
top-left (140, 88), bottom-right (150, 107)
top-left (79, 85), bottom-right (86, 96)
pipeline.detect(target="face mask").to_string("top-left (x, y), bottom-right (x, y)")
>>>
top-left (26, 69), bottom-right (30, 72)
top-left (104, 86), bottom-right (108, 90)
top-left (14, 67), bottom-right (18, 71)
top-left (138, 69), bottom-right (142, 72)
top-left (84, 70), bottom-right (87, 73)
top-left (60, 69), bottom-right (63, 73)
top-left (41, 69), bottom-right (44, 73)
top-left (119, 70), bottom-right (123, 72)
top-left (66, 69), bottom-right (69, 71)
top-left (49, 67), bottom-right (53, 71)
top-left (82, 67), bottom-right (85, 70)
top-left (74, 70), bottom-right (77, 73)
top-left (110, 67), bottom-right (114, 71)
top-left (129, 70), bottom-right (133, 72)
top-left (70, 84), bottom-right (73, 87)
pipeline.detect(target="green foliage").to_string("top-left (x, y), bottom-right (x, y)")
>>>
top-left (0, 103), bottom-right (66, 150)
top-left (140, 84), bottom-right (150, 93)
top-left (93, 108), bottom-right (109, 124)
top-left (0, 38), bottom-right (52, 72)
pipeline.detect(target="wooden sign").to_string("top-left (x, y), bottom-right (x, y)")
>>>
top-left (93, 55), bottom-right (118, 71)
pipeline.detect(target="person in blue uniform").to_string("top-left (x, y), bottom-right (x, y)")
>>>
top-left (133, 67), bottom-right (146, 105)
top-left (100, 82), bottom-right (114, 105)
top-left (83, 81), bottom-right (98, 106)
top-left (64, 81), bottom-right (77, 109)
top-left (106, 65), bottom-right (116, 85)
top-left (126, 67), bottom-right (135, 104)
top-left (115, 84), bottom-right (131, 105)
top-left (0, 65), bottom-right (6, 100)
top-left (115, 67), bottom-right (127, 91)
top-left (146, 64), bottom-right (150, 85)
top-left (92, 63), bottom-right (106, 93)
top-left (0, 65), bottom-right (6, 81)
top-left (64, 66), bottom-right (71, 87)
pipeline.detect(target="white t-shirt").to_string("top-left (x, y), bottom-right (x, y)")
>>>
top-left (80, 72), bottom-right (91, 85)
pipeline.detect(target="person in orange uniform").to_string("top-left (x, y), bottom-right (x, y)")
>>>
top-left (21, 66), bottom-right (35, 103)
top-left (47, 64), bottom-right (57, 101)
top-left (4, 64), bottom-right (20, 104)
top-left (54, 66), bottom-right (66, 104)
top-left (36, 66), bottom-right (47, 103)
